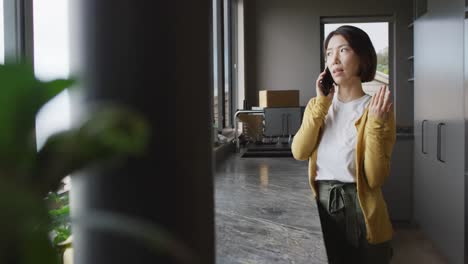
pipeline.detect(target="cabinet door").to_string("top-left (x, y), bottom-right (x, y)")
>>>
top-left (264, 107), bottom-right (301, 137)
top-left (464, 10), bottom-right (468, 262)
top-left (414, 0), bottom-right (465, 262)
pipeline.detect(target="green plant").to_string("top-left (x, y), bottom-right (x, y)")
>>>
top-left (0, 63), bottom-right (183, 263)
top-left (0, 63), bottom-right (198, 264)
top-left (46, 192), bottom-right (71, 247)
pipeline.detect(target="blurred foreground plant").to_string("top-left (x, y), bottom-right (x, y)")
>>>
top-left (0, 63), bottom-right (196, 264)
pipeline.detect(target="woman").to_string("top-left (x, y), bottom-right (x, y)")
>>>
top-left (291, 25), bottom-right (396, 263)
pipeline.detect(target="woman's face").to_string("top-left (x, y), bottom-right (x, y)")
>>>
top-left (325, 34), bottom-right (361, 85)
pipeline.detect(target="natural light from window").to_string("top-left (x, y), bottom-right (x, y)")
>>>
top-left (0, 0), bottom-right (4, 63)
top-left (33, 0), bottom-right (71, 191)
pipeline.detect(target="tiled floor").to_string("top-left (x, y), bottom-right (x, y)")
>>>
top-left (214, 154), bottom-right (448, 264)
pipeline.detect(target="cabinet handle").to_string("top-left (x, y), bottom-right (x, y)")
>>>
top-left (422, 120), bottom-right (428, 154)
top-left (281, 113), bottom-right (287, 137)
top-left (437, 123), bottom-right (446, 163)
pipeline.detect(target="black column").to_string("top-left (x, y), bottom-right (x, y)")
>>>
top-left (69, 1), bottom-right (214, 263)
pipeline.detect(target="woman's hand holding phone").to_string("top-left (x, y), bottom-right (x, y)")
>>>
top-left (316, 67), bottom-right (335, 100)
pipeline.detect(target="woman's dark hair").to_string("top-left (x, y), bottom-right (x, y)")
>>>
top-left (323, 25), bottom-right (377, 82)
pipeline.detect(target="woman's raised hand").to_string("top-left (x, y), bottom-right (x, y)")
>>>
top-left (368, 85), bottom-right (393, 121)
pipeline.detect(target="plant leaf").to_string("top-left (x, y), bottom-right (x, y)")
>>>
top-left (35, 107), bottom-right (149, 195)
top-left (38, 79), bottom-right (76, 106)
top-left (0, 63), bottom-right (75, 177)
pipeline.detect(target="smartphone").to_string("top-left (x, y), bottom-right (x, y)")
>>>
top-left (319, 67), bottom-right (334, 96)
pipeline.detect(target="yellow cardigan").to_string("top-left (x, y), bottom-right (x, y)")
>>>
top-left (291, 95), bottom-right (396, 244)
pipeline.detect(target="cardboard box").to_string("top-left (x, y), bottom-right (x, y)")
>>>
top-left (259, 90), bottom-right (299, 108)
top-left (237, 114), bottom-right (263, 141)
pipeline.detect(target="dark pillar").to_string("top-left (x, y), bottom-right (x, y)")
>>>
top-left (69, 1), bottom-right (214, 263)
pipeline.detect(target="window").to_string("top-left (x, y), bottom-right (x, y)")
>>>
top-left (213, 0), bottom-right (220, 133)
top-left (0, 0), bottom-right (4, 64)
top-left (323, 22), bottom-right (389, 96)
top-left (222, 0), bottom-right (233, 128)
top-left (33, 0), bottom-right (71, 192)
top-left (212, 0), bottom-right (237, 140)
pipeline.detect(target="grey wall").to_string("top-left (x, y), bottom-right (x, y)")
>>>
top-left (244, 0), bottom-right (413, 127)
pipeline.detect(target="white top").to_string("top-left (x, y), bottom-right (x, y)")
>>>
top-left (315, 93), bottom-right (372, 183)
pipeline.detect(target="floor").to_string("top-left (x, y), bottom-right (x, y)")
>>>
top-left (391, 226), bottom-right (449, 264)
top-left (214, 154), bottom-right (449, 264)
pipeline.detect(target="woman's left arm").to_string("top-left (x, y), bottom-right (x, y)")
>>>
top-left (363, 86), bottom-right (397, 189)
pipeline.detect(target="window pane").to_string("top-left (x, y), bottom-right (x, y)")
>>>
top-left (223, 0), bottom-right (231, 127)
top-left (0, 0), bottom-right (4, 64)
top-left (213, 0), bottom-right (219, 132)
top-left (33, 0), bottom-right (70, 191)
top-left (33, 0), bottom-right (70, 150)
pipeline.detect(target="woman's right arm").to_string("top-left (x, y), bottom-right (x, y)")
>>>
top-left (292, 67), bottom-right (334, 160)
top-left (291, 96), bottom-right (332, 160)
